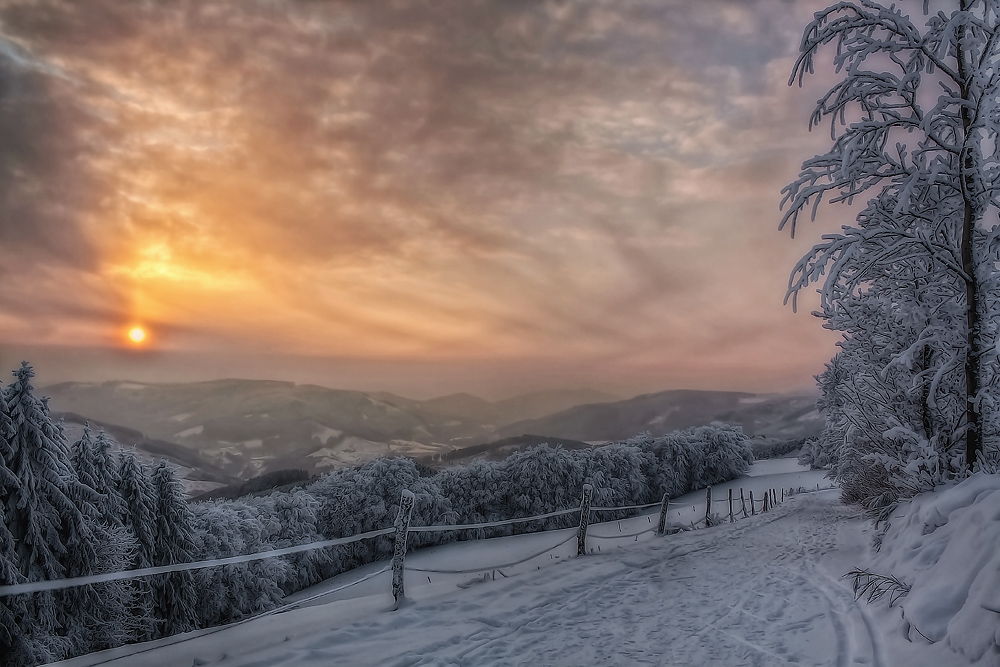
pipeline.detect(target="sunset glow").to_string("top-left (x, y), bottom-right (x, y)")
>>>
top-left (0, 0), bottom-right (842, 397)
top-left (128, 327), bottom-right (146, 345)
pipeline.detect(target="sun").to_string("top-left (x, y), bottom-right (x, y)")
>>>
top-left (128, 326), bottom-right (146, 344)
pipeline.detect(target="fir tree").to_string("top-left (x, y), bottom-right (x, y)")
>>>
top-left (149, 461), bottom-right (198, 637)
top-left (88, 429), bottom-right (125, 528)
top-left (0, 363), bottom-right (110, 664)
top-left (117, 451), bottom-right (157, 638)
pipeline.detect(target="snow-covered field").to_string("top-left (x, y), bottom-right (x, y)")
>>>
top-left (50, 462), bottom-right (999, 666)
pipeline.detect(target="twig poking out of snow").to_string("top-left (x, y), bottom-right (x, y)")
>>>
top-left (846, 568), bottom-right (910, 607)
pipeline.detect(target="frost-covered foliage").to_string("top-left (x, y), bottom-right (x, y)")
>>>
top-left (783, 1), bottom-right (1000, 515)
top-left (626, 424), bottom-right (754, 499)
top-left (798, 437), bottom-right (836, 470)
top-left (0, 364), bottom-right (148, 665)
top-left (189, 500), bottom-right (288, 627)
top-left (149, 462), bottom-right (199, 637)
top-left (247, 489), bottom-right (327, 594)
top-left (311, 456), bottom-right (455, 564)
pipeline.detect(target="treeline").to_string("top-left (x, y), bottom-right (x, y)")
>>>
top-left (0, 362), bottom-right (753, 666)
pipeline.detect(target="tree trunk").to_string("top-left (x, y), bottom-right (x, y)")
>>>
top-left (958, 0), bottom-right (983, 468)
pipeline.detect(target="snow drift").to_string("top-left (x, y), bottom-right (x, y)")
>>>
top-left (871, 472), bottom-right (1000, 662)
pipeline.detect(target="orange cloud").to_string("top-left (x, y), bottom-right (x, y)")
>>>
top-left (0, 0), bottom-right (845, 396)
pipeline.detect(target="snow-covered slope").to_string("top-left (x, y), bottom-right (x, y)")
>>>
top-left (49, 464), bottom-right (999, 667)
top-left (869, 473), bottom-right (1000, 662)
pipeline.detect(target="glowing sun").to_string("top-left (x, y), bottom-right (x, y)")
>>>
top-left (128, 327), bottom-right (146, 344)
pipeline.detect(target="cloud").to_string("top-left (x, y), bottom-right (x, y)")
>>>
top-left (0, 0), bottom-right (844, 393)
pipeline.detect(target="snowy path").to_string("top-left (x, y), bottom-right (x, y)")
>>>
top-left (55, 467), bottom-right (927, 667)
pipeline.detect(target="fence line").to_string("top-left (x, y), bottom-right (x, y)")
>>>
top-left (0, 481), bottom-right (835, 600)
top-left (591, 501), bottom-right (663, 512)
top-left (588, 526), bottom-right (657, 541)
top-left (404, 531), bottom-right (578, 575)
top-left (408, 507), bottom-right (579, 533)
top-left (0, 526), bottom-right (396, 597)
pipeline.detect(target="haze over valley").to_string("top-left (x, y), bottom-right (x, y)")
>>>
top-left (43, 378), bottom-right (821, 495)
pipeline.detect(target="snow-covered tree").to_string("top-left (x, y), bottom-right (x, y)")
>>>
top-left (91, 430), bottom-right (124, 527)
top-left (189, 500), bottom-right (287, 627)
top-left (0, 363), bottom-right (139, 664)
top-left (249, 489), bottom-right (327, 594)
top-left (149, 461), bottom-right (198, 637)
top-left (70, 425), bottom-right (98, 491)
top-left (117, 451), bottom-right (156, 638)
top-left (782, 1), bottom-right (1000, 470)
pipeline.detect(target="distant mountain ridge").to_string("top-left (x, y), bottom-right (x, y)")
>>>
top-left (497, 389), bottom-right (822, 443)
top-left (41, 380), bottom-right (820, 487)
top-left (41, 380), bottom-right (619, 481)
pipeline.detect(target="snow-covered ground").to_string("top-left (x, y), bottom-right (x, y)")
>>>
top-left (50, 462), bottom-right (998, 667)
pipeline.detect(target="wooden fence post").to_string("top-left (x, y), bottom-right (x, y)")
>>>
top-left (728, 488), bottom-right (733, 522)
top-left (740, 488), bottom-right (746, 517)
top-left (657, 493), bottom-right (670, 535)
top-left (577, 484), bottom-right (593, 556)
top-left (704, 486), bottom-right (712, 526)
top-left (392, 489), bottom-right (415, 603)
top-left (750, 490), bottom-right (756, 516)
top-left (781, 488), bottom-right (785, 503)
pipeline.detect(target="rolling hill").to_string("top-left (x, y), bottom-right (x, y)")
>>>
top-left (496, 389), bottom-right (822, 443)
top-left (42, 381), bottom-right (822, 488)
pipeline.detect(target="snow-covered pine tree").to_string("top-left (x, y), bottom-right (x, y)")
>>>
top-left (0, 376), bottom-right (33, 665)
top-left (0, 362), bottom-right (118, 664)
top-left (70, 425), bottom-right (98, 491)
top-left (149, 461), bottom-right (198, 637)
top-left (91, 429), bottom-right (125, 528)
top-left (64, 425), bottom-right (140, 652)
top-left (117, 450), bottom-right (157, 638)
top-left (782, 1), bottom-right (1000, 470)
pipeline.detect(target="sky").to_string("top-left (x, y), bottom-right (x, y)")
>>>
top-left (0, 0), bottom-right (850, 400)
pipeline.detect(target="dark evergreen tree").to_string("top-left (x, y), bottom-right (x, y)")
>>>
top-left (149, 461), bottom-right (198, 636)
top-left (0, 363), bottom-right (117, 664)
top-left (117, 451), bottom-right (157, 638)
top-left (91, 430), bottom-right (125, 528)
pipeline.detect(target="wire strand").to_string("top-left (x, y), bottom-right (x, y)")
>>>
top-left (590, 501), bottom-right (662, 512)
top-left (587, 526), bottom-right (658, 541)
top-left (405, 532), bottom-right (578, 574)
top-left (408, 507), bottom-right (579, 533)
top-left (0, 527), bottom-right (396, 597)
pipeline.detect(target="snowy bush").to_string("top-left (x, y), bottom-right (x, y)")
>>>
top-left (309, 457), bottom-right (455, 570)
top-left (189, 500), bottom-right (288, 627)
top-left (626, 423), bottom-right (754, 499)
top-left (246, 489), bottom-right (330, 594)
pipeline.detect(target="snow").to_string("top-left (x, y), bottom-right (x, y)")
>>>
top-left (870, 473), bottom-right (1000, 661)
top-left (114, 383), bottom-right (147, 391)
top-left (745, 459), bottom-right (811, 476)
top-left (45, 463), bottom-right (1000, 667)
top-left (312, 426), bottom-right (342, 445)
